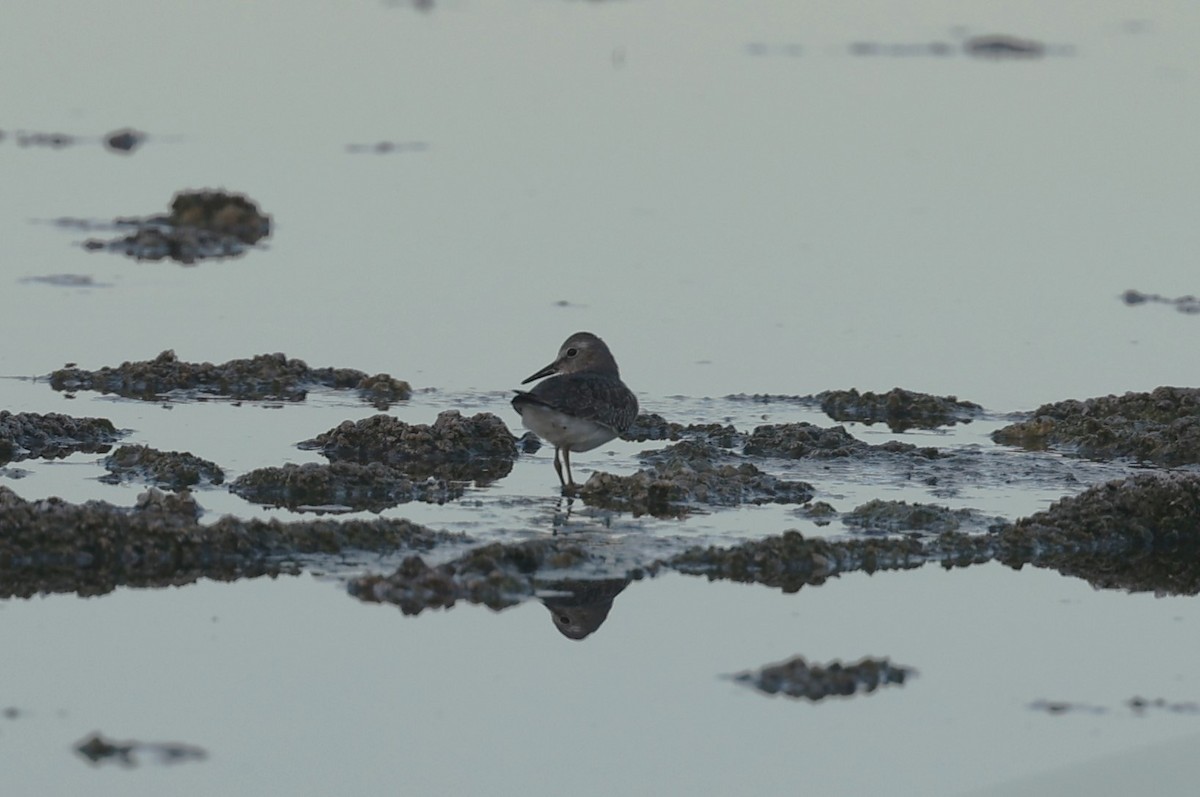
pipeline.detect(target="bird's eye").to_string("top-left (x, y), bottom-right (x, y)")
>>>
top-left (566, 348), bottom-right (578, 357)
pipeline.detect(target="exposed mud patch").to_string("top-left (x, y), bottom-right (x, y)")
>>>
top-left (302, 411), bottom-right (518, 483)
top-left (101, 445), bottom-right (224, 490)
top-left (842, 499), bottom-right (1003, 535)
top-left (579, 440), bottom-right (814, 517)
top-left (622, 413), bottom-right (744, 447)
top-left (817, 388), bottom-right (981, 431)
top-left (49, 349), bottom-right (411, 406)
top-left (731, 656), bottom-right (914, 701)
top-left (744, 422), bottom-right (941, 460)
top-left (0, 411), bottom-right (123, 463)
top-left (81, 189), bottom-right (271, 264)
top-left (230, 461), bottom-right (463, 512)
top-left (992, 387), bottom-right (1200, 465)
top-left (0, 486), bottom-right (462, 598)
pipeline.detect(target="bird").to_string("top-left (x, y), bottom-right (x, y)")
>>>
top-left (511, 331), bottom-right (638, 489)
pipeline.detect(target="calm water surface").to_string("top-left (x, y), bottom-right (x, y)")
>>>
top-left (2, 2), bottom-right (1200, 795)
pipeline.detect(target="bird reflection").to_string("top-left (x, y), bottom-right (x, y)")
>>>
top-left (539, 578), bottom-right (630, 641)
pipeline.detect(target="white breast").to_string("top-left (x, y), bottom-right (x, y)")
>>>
top-left (518, 405), bottom-right (619, 452)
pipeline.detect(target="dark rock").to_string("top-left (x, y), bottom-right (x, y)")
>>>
top-left (992, 386), bottom-right (1200, 465)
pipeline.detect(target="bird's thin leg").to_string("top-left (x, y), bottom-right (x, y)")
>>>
top-left (553, 448), bottom-right (566, 487)
top-left (563, 448), bottom-right (575, 487)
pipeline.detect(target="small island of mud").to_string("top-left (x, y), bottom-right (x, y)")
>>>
top-left (81, 189), bottom-right (271, 264)
top-left (231, 461), bottom-right (463, 512)
top-left (301, 411), bottom-right (519, 483)
top-left (50, 349), bottom-right (411, 407)
top-left (993, 386), bottom-right (1200, 465)
top-left (0, 411), bottom-right (123, 463)
top-left (579, 440), bottom-right (813, 517)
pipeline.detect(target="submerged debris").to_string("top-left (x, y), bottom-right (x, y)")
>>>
top-left (817, 388), bottom-right (981, 432)
top-left (349, 538), bottom-right (599, 615)
top-left (0, 411), bottom-right (122, 463)
top-left (49, 349), bottom-right (411, 406)
top-left (81, 189), bottom-right (271, 264)
top-left (101, 445), bottom-right (224, 490)
top-left (579, 440), bottom-right (813, 517)
top-left (992, 386), bottom-right (1200, 465)
top-left (964, 34), bottom-right (1045, 58)
top-left (230, 461), bottom-right (463, 512)
top-left (302, 411), bottom-right (518, 483)
top-left (731, 656), bottom-right (914, 701)
top-left (0, 486), bottom-right (462, 598)
top-left (104, 128), bottom-right (145, 154)
top-left (1122, 289), bottom-right (1200, 315)
top-left (75, 732), bottom-right (207, 767)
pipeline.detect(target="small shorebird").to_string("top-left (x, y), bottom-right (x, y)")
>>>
top-left (512, 331), bottom-right (638, 489)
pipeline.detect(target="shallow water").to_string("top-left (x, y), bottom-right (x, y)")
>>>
top-left (3, 1), bottom-right (1200, 795)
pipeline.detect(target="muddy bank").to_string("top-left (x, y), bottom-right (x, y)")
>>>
top-left (0, 487), bottom-right (463, 598)
top-left (993, 386), bottom-right (1200, 466)
top-left (817, 388), bottom-right (981, 431)
top-left (81, 189), bottom-right (270, 264)
top-left (49, 349), bottom-right (411, 406)
top-left (302, 411), bottom-right (517, 483)
top-left (579, 440), bottom-right (814, 517)
top-left (231, 461), bottom-right (463, 512)
top-left (731, 656), bottom-right (914, 701)
top-left (0, 411), bottom-right (123, 463)
top-left (101, 445), bottom-right (224, 490)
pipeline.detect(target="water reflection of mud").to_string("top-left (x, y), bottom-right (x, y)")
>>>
top-left (731, 655), bottom-right (914, 701)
